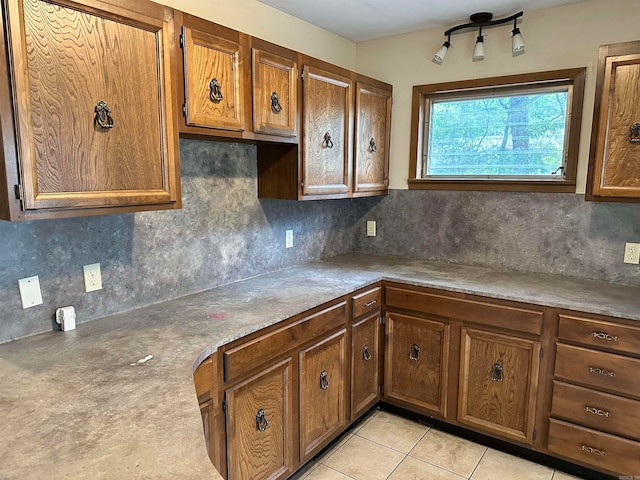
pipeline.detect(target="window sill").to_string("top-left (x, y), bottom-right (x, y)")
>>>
top-left (408, 179), bottom-right (576, 193)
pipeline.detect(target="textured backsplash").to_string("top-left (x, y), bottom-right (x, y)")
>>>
top-left (353, 189), bottom-right (640, 286)
top-left (0, 139), bottom-right (362, 343)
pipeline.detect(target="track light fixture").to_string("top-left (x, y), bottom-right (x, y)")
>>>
top-left (432, 11), bottom-right (524, 64)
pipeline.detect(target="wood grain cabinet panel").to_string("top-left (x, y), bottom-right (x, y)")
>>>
top-left (587, 41), bottom-right (640, 201)
top-left (458, 328), bottom-right (540, 445)
top-left (225, 358), bottom-right (294, 480)
top-left (558, 314), bottom-right (640, 356)
top-left (182, 26), bottom-right (244, 131)
top-left (299, 329), bottom-right (347, 462)
top-left (4, 0), bottom-right (179, 212)
top-left (252, 48), bottom-right (297, 137)
top-left (354, 82), bottom-right (391, 195)
top-left (301, 66), bottom-right (352, 196)
top-left (351, 312), bottom-right (380, 420)
top-left (384, 312), bottom-right (449, 417)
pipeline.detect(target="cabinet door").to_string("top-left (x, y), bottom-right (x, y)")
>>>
top-left (589, 46), bottom-right (640, 199)
top-left (354, 82), bottom-right (391, 194)
top-left (301, 66), bottom-right (352, 196)
top-left (351, 313), bottom-right (380, 420)
top-left (225, 358), bottom-right (294, 480)
top-left (458, 328), bottom-right (540, 445)
top-left (182, 26), bottom-right (244, 131)
top-left (385, 312), bottom-right (449, 417)
top-left (299, 329), bottom-right (347, 461)
top-left (6, 0), bottom-right (179, 211)
top-left (252, 49), bottom-right (297, 137)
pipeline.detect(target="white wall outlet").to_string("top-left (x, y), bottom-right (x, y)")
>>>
top-left (18, 275), bottom-right (43, 309)
top-left (624, 242), bottom-right (640, 264)
top-left (83, 263), bottom-right (103, 292)
top-left (366, 221), bottom-right (377, 237)
top-left (285, 230), bottom-right (294, 249)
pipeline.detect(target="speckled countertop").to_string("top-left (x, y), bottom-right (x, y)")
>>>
top-left (1, 253), bottom-right (640, 480)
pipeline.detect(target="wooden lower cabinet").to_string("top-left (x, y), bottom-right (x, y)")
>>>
top-left (351, 312), bottom-right (380, 420)
top-left (384, 312), bottom-right (449, 417)
top-left (299, 329), bottom-right (347, 462)
top-left (225, 358), bottom-right (294, 480)
top-left (458, 327), bottom-right (540, 445)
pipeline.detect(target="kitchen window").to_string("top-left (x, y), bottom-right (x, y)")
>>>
top-left (408, 69), bottom-right (586, 192)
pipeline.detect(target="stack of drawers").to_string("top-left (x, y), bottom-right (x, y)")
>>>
top-left (548, 314), bottom-right (640, 476)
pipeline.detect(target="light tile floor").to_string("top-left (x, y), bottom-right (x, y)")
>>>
top-left (295, 410), bottom-right (583, 480)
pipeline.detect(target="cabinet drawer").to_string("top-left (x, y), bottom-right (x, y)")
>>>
top-left (352, 287), bottom-right (381, 319)
top-left (224, 301), bottom-right (347, 383)
top-left (385, 286), bottom-right (542, 335)
top-left (548, 419), bottom-right (640, 475)
top-left (551, 381), bottom-right (640, 441)
top-left (558, 314), bottom-right (640, 356)
top-left (555, 343), bottom-right (640, 398)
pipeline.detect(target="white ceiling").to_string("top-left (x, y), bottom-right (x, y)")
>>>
top-left (256, 0), bottom-right (585, 42)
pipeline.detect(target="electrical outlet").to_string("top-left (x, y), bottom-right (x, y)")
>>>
top-left (285, 230), bottom-right (294, 249)
top-left (83, 263), bottom-right (102, 292)
top-left (18, 275), bottom-right (43, 309)
top-left (367, 221), bottom-right (377, 237)
top-left (624, 242), bottom-right (640, 264)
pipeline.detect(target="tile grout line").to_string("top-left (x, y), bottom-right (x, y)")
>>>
top-left (467, 446), bottom-right (489, 479)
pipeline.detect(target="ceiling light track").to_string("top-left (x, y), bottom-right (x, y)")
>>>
top-left (433, 11), bottom-right (525, 64)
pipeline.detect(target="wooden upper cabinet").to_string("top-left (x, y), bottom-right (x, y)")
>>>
top-left (354, 81), bottom-right (391, 195)
top-left (252, 48), bottom-right (297, 137)
top-left (181, 24), bottom-right (245, 132)
top-left (458, 327), bottom-right (540, 445)
top-left (4, 0), bottom-right (180, 213)
top-left (302, 65), bottom-right (352, 196)
top-left (587, 41), bottom-right (640, 201)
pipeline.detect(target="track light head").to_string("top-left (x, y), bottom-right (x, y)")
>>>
top-left (433, 40), bottom-right (451, 64)
top-left (512, 27), bottom-right (525, 53)
top-left (473, 34), bottom-right (485, 60)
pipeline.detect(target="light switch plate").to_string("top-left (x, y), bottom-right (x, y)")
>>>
top-left (18, 275), bottom-right (43, 309)
top-left (367, 221), bottom-right (377, 237)
top-left (285, 230), bottom-right (294, 249)
top-left (83, 263), bottom-right (102, 292)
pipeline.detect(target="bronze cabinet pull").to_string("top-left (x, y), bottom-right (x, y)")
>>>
top-left (369, 137), bottom-right (377, 152)
top-left (589, 367), bottom-right (616, 377)
top-left (630, 122), bottom-right (640, 143)
top-left (490, 363), bottom-right (504, 382)
top-left (256, 408), bottom-right (269, 432)
top-left (94, 100), bottom-right (114, 129)
top-left (409, 344), bottom-right (420, 361)
top-left (362, 345), bottom-right (372, 361)
top-left (319, 370), bottom-right (329, 390)
top-left (592, 332), bottom-right (619, 342)
top-left (364, 300), bottom-right (377, 308)
top-left (322, 132), bottom-right (334, 149)
top-left (581, 445), bottom-right (606, 456)
top-left (585, 406), bottom-right (611, 417)
top-left (209, 78), bottom-right (223, 103)
top-left (270, 91), bottom-right (282, 114)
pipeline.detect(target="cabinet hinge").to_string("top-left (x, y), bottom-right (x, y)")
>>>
top-left (539, 348), bottom-right (543, 359)
top-left (379, 384), bottom-right (384, 394)
top-left (14, 184), bottom-right (23, 201)
top-left (380, 314), bottom-right (385, 325)
top-left (532, 429), bottom-right (537, 440)
top-left (222, 400), bottom-right (227, 412)
top-left (179, 34), bottom-right (184, 49)
top-left (300, 180), bottom-right (304, 189)
top-left (182, 103), bottom-right (187, 117)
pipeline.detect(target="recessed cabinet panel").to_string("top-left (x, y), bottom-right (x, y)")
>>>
top-left (354, 82), bottom-right (391, 194)
top-left (299, 329), bottom-right (347, 461)
top-left (7, 0), bottom-right (178, 210)
top-left (183, 27), bottom-right (243, 131)
top-left (302, 66), bottom-right (352, 196)
top-left (252, 49), bottom-right (297, 137)
top-left (458, 328), bottom-right (540, 445)
top-left (225, 358), bottom-right (294, 480)
top-left (385, 312), bottom-right (449, 417)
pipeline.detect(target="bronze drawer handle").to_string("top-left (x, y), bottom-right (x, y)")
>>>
top-left (322, 132), bottom-right (334, 149)
top-left (256, 408), bottom-right (270, 432)
top-left (592, 332), bottom-right (619, 342)
top-left (585, 406), bottom-right (611, 417)
top-left (209, 78), bottom-right (223, 103)
top-left (362, 345), bottom-right (372, 361)
top-left (588, 367), bottom-right (616, 377)
top-left (490, 363), bottom-right (504, 382)
top-left (94, 100), bottom-right (115, 129)
top-left (320, 370), bottom-right (329, 390)
top-left (369, 137), bottom-right (377, 153)
top-left (581, 445), bottom-right (606, 456)
top-left (364, 300), bottom-right (377, 308)
top-left (271, 91), bottom-right (282, 114)
top-left (630, 122), bottom-right (640, 143)
top-left (409, 344), bottom-right (420, 361)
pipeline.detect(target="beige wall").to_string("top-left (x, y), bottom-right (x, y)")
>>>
top-left (355, 0), bottom-right (640, 192)
top-left (153, 0), bottom-right (356, 70)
